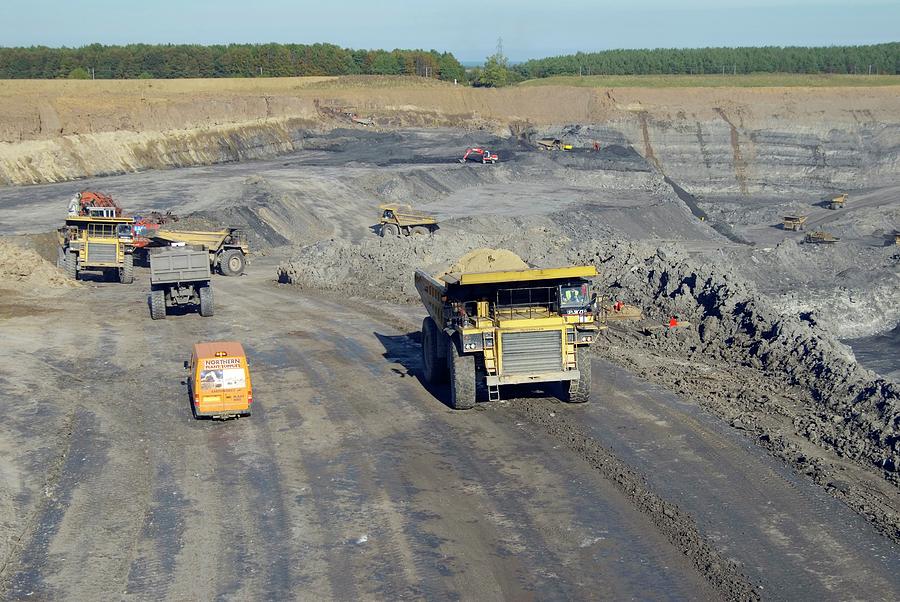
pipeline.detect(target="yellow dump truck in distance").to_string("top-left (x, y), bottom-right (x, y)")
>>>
top-left (186, 341), bottom-right (253, 418)
top-left (379, 203), bottom-right (438, 238)
top-left (415, 265), bottom-right (601, 409)
top-left (151, 228), bottom-right (249, 276)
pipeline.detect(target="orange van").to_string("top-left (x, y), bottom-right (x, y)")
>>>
top-left (186, 341), bottom-right (252, 418)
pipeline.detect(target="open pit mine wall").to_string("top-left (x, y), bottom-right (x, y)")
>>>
top-left (0, 82), bottom-right (898, 190)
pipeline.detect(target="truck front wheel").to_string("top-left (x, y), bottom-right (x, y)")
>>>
top-left (119, 253), bottom-right (134, 284)
top-left (150, 289), bottom-right (166, 320)
top-left (219, 249), bottom-right (246, 277)
top-left (381, 223), bottom-right (399, 238)
top-left (448, 338), bottom-right (476, 410)
top-left (65, 252), bottom-right (78, 281)
top-left (421, 317), bottom-right (448, 384)
top-left (562, 347), bottom-right (592, 403)
top-left (199, 285), bottom-right (214, 317)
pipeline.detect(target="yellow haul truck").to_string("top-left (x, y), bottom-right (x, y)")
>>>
top-left (150, 228), bottom-right (249, 276)
top-left (415, 265), bottom-right (601, 409)
top-left (186, 341), bottom-right (253, 419)
top-left (57, 212), bottom-right (135, 283)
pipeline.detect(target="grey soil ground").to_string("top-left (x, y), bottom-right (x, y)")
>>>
top-left (1, 127), bottom-right (898, 600)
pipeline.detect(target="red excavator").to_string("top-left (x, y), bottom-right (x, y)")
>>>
top-left (460, 147), bottom-right (499, 164)
top-left (67, 190), bottom-right (124, 217)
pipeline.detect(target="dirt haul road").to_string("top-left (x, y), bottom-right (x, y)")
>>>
top-left (1, 255), bottom-right (899, 601)
top-left (0, 262), bottom-right (717, 600)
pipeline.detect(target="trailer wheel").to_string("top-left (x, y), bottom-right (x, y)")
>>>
top-left (150, 289), bottom-right (166, 320)
top-left (562, 347), bottom-right (591, 404)
top-left (119, 253), bottom-right (134, 284)
top-left (421, 317), bottom-right (448, 384)
top-left (448, 337), bottom-right (476, 410)
top-left (411, 226), bottom-right (429, 236)
top-left (199, 285), bottom-right (214, 317)
top-left (64, 251), bottom-right (78, 281)
top-left (219, 249), bottom-right (246, 277)
top-left (381, 224), bottom-right (399, 238)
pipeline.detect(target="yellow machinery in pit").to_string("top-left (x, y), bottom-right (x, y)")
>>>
top-left (149, 228), bottom-right (249, 276)
top-left (415, 265), bottom-right (602, 409)
top-left (57, 210), bottom-right (135, 283)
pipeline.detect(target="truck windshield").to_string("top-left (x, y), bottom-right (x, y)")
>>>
top-left (559, 284), bottom-right (588, 309)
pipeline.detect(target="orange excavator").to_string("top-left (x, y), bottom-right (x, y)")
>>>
top-left (67, 190), bottom-right (124, 217)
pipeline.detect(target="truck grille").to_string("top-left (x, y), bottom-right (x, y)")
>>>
top-left (500, 330), bottom-right (563, 375)
top-left (87, 242), bottom-right (117, 263)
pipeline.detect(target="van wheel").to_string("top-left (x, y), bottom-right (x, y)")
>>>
top-left (448, 337), bottom-right (476, 410)
top-left (199, 285), bottom-right (214, 317)
top-left (150, 289), bottom-right (166, 320)
top-left (219, 250), bottom-right (245, 277)
top-left (119, 253), bottom-right (134, 284)
top-left (65, 252), bottom-right (78, 280)
top-left (561, 348), bottom-right (591, 403)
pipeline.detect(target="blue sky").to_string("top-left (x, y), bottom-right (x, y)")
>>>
top-left (1, 0), bottom-right (897, 62)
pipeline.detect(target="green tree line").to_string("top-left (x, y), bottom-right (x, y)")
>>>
top-left (515, 43), bottom-right (900, 78)
top-left (0, 43), bottom-right (466, 81)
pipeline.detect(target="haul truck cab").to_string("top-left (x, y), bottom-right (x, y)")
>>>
top-left (186, 342), bottom-right (252, 418)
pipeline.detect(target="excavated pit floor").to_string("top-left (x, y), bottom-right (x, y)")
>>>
top-left (1, 127), bottom-right (898, 600)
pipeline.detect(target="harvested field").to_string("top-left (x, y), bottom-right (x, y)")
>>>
top-left (1, 80), bottom-right (899, 600)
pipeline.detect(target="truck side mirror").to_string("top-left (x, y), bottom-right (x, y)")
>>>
top-left (183, 360), bottom-right (189, 369)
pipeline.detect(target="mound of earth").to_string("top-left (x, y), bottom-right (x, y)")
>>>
top-left (435, 248), bottom-right (529, 280)
top-left (0, 238), bottom-right (76, 291)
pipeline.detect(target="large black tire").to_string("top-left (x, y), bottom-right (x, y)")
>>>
top-left (562, 347), bottom-right (592, 404)
top-left (65, 251), bottom-right (78, 281)
top-left (381, 223), bottom-right (399, 238)
top-left (150, 288), bottom-right (166, 320)
top-left (411, 226), bottom-right (429, 236)
top-left (119, 253), bottom-right (134, 284)
top-left (199, 285), bottom-right (214, 317)
top-left (219, 249), bottom-right (246, 277)
top-left (421, 317), bottom-right (448, 384)
top-left (56, 246), bottom-right (65, 269)
top-left (448, 337), bottom-right (476, 410)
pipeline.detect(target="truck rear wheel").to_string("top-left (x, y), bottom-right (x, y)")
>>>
top-left (448, 338), bottom-right (476, 410)
top-left (199, 285), bottom-right (214, 317)
top-left (119, 253), bottom-right (134, 284)
top-left (150, 288), bottom-right (166, 320)
top-left (64, 251), bottom-right (78, 280)
top-left (562, 347), bottom-right (592, 404)
top-left (411, 226), bottom-right (429, 236)
top-left (219, 249), bottom-right (245, 277)
top-left (421, 317), bottom-right (448, 384)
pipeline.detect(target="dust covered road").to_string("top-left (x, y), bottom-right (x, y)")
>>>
top-left (2, 257), bottom-right (899, 599)
top-left (0, 262), bottom-right (717, 600)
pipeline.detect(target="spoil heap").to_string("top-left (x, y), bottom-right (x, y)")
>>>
top-left (0, 238), bottom-right (76, 291)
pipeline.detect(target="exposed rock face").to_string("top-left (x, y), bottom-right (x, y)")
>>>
top-left (1, 81), bottom-right (899, 187)
top-left (555, 119), bottom-right (900, 195)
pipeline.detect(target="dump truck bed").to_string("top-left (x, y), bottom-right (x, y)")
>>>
top-left (150, 246), bottom-right (211, 284)
top-left (152, 229), bottom-right (232, 248)
top-left (379, 204), bottom-right (436, 227)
